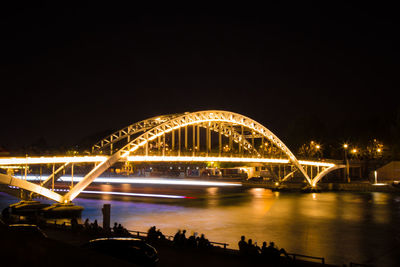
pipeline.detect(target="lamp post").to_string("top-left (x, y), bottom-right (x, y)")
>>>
top-left (343, 144), bottom-right (350, 183)
top-left (377, 148), bottom-right (382, 157)
top-left (350, 148), bottom-right (359, 182)
top-left (316, 144), bottom-right (320, 158)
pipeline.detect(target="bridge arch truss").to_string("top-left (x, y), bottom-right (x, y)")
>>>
top-left (0, 110), bottom-right (341, 203)
top-left (64, 110), bottom-right (317, 202)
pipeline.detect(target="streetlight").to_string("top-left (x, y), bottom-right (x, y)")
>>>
top-left (343, 144), bottom-right (349, 183)
top-left (315, 143), bottom-right (323, 159)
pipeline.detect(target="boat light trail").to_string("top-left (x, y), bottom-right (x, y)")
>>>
top-left (7, 186), bottom-right (191, 199)
top-left (81, 190), bottom-right (189, 199)
top-left (18, 175), bottom-right (242, 187)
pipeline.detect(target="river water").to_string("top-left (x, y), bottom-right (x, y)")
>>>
top-left (1, 184), bottom-right (399, 266)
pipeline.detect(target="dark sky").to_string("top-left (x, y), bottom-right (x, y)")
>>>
top-left (1, 3), bottom-right (398, 150)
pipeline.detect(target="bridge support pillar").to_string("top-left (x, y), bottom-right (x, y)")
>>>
top-left (172, 129), bottom-right (175, 151)
top-left (71, 163), bottom-right (74, 188)
top-left (185, 125), bottom-right (188, 152)
top-left (52, 163), bottom-right (55, 191)
top-left (196, 125), bottom-right (200, 155)
top-left (162, 133), bottom-right (165, 156)
top-left (229, 125), bottom-right (233, 156)
top-left (145, 133), bottom-right (149, 156)
top-left (192, 125), bottom-right (195, 156)
top-left (178, 127), bottom-right (181, 156)
top-left (219, 124), bottom-right (222, 157)
top-left (261, 136), bottom-right (264, 157)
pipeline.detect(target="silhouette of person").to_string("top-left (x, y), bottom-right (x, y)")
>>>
top-left (188, 232), bottom-right (197, 248)
top-left (247, 239), bottom-right (259, 255)
top-left (268, 241), bottom-right (289, 258)
top-left (198, 233), bottom-right (210, 248)
top-left (156, 229), bottom-right (165, 240)
top-left (238, 235), bottom-right (248, 254)
top-left (70, 217), bottom-right (78, 230)
top-left (173, 230), bottom-right (181, 246)
top-left (147, 226), bottom-right (157, 242)
top-left (261, 241), bottom-right (269, 256)
top-left (179, 229), bottom-right (187, 246)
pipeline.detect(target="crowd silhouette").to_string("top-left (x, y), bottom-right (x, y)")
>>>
top-left (69, 218), bottom-right (132, 236)
top-left (171, 229), bottom-right (211, 249)
top-left (147, 225), bottom-right (166, 243)
top-left (238, 235), bottom-right (290, 261)
top-left (69, 218), bottom-right (293, 263)
top-left (112, 222), bottom-right (130, 236)
top-left (146, 226), bottom-right (213, 250)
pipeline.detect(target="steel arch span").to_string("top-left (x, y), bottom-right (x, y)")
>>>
top-left (0, 110), bottom-right (341, 203)
top-left (63, 110), bottom-right (313, 202)
top-left (0, 173), bottom-right (63, 202)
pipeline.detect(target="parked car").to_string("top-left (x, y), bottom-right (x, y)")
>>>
top-left (8, 224), bottom-right (48, 239)
top-left (82, 237), bottom-right (159, 266)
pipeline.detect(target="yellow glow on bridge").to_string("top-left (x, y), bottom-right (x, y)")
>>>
top-left (126, 156), bottom-right (335, 167)
top-left (0, 156), bottom-right (107, 165)
top-left (0, 110), bottom-right (345, 203)
top-left (0, 155), bottom-right (335, 167)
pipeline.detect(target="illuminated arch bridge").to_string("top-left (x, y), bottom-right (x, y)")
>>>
top-left (0, 110), bottom-right (344, 203)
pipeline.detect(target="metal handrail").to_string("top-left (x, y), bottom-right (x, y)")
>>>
top-left (209, 241), bottom-right (229, 249)
top-left (127, 229), bottom-right (229, 249)
top-left (288, 253), bottom-right (325, 264)
top-left (349, 262), bottom-right (372, 267)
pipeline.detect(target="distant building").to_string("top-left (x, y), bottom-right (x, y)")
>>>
top-left (376, 161), bottom-right (400, 182)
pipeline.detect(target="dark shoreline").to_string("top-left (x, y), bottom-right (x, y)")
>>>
top-left (0, 216), bottom-right (337, 267)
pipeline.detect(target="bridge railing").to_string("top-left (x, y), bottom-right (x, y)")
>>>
top-left (130, 151), bottom-right (266, 158)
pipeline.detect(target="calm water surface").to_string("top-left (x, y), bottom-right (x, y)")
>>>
top-left (1, 186), bottom-right (399, 266)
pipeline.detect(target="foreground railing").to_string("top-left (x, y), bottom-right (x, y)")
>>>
top-left (288, 253), bottom-right (325, 264)
top-left (349, 262), bottom-right (373, 267)
top-left (127, 229), bottom-right (229, 249)
top-left (44, 222), bottom-right (327, 263)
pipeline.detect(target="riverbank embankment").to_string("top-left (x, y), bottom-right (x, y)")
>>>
top-left (0, 217), bottom-right (337, 267)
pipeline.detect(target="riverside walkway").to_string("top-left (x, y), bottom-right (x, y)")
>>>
top-left (0, 217), bottom-right (337, 267)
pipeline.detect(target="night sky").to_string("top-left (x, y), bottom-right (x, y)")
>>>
top-left (1, 3), bottom-right (398, 151)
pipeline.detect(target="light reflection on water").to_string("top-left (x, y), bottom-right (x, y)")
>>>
top-left (0, 187), bottom-right (399, 266)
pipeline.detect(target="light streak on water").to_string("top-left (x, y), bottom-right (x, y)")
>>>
top-left (16, 175), bottom-right (242, 187)
top-left (81, 190), bottom-right (190, 199)
top-left (7, 186), bottom-right (191, 199)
